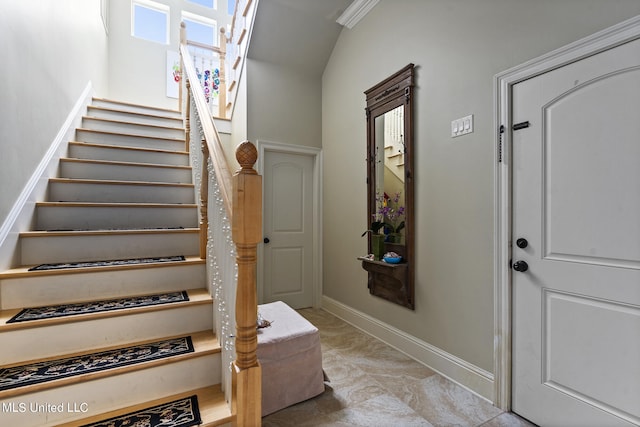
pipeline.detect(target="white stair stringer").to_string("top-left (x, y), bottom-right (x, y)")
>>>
top-left (0, 97), bottom-right (228, 426)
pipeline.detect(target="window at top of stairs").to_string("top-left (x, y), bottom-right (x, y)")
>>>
top-left (132, 0), bottom-right (169, 45)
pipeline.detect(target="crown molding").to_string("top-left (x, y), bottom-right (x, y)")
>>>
top-left (336, 0), bottom-right (379, 29)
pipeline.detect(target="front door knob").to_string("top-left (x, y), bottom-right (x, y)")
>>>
top-left (513, 260), bottom-right (529, 272)
top-left (263, 237), bottom-right (270, 244)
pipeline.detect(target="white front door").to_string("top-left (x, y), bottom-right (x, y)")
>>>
top-left (511, 37), bottom-right (640, 426)
top-left (262, 150), bottom-right (315, 308)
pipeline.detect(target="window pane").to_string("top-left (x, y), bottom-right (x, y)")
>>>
top-left (184, 18), bottom-right (215, 46)
top-left (186, 0), bottom-right (214, 8)
top-left (133, 4), bottom-right (167, 44)
top-left (227, 0), bottom-right (235, 15)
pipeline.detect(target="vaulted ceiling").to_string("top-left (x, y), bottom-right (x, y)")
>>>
top-left (247, 0), bottom-right (355, 76)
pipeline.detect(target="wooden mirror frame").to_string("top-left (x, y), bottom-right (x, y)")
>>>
top-left (362, 63), bottom-right (415, 309)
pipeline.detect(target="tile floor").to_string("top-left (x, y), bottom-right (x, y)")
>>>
top-left (263, 307), bottom-right (537, 427)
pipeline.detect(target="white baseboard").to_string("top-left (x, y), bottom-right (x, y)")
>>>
top-left (0, 82), bottom-right (94, 271)
top-left (321, 295), bottom-right (495, 403)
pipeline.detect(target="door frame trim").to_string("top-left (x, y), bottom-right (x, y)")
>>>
top-left (256, 140), bottom-right (324, 308)
top-left (493, 15), bottom-right (640, 410)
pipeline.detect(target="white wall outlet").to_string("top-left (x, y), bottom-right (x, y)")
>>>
top-left (451, 114), bottom-right (473, 138)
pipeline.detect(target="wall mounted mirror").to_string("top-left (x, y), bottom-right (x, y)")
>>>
top-left (361, 63), bottom-right (415, 309)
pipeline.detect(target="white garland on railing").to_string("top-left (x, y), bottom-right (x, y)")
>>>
top-left (188, 95), bottom-right (237, 402)
top-left (207, 155), bottom-right (237, 401)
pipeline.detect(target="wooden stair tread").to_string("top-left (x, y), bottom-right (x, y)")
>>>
top-left (92, 97), bottom-right (181, 116)
top-left (20, 228), bottom-right (199, 238)
top-left (0, 255), bottom-right (205, 280)
top-left (50, 177), bottom-right (195, 188)
top-left (60, 157), bottom-right (192, 170)
top-left (0, 331), bottom-right (219, 399)
top-left (83, 115), bottom-right (184, 131)
top-left (36, 201), bottom-right (197, 208)
top-left (76, 127), bottom-right (185, 142)
top-left (69, 141), bottom-right (189, 156)
top-left (59, 385), bottom-right (232, 427)
top-left (87, 105), bottom-right (185, 124)
top-left (0, 288), bottom-right (212, 332)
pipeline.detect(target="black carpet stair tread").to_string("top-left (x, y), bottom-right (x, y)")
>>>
top-left (0, 289), bottom-right (212, 331)
top-left (0, 255), bottom-right (205, 279)
top-left (0, 331), bottom-right (219, 399)
top-left (59, 385), bottom-right (232, 427)
top-left (81, 395), bottom-right (201, 427)
top-left (28, 255), bottom-right (187, 272)
top-left (7, 290), bottom-right (189, 322)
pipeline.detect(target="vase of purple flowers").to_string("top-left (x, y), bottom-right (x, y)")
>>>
top-left (377, 191), bottom-right (405, 244)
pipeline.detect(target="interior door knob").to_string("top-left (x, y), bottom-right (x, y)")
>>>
top-left (263, 237), bottom-right (270, 244)
top-left (513, 260), bottom-right (529, 272)
top-left (516, 238), bottom-right (528, 249)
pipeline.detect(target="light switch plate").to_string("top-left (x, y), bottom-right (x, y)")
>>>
top-left (451, 114), bottom-right (473, 138)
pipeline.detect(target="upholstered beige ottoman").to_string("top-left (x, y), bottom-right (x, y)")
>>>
top-left (257, 301), bottom-right (325, 416)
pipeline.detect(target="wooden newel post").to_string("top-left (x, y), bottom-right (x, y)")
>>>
top-left (218, 27), bottom-right (228, 119)
top-left (231, 141), bottom-right (262, 426)
top-left (179, 22), bottom-right (186, 112)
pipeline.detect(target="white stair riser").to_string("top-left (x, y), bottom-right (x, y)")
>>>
top-left (20, 232), bottom-right (199, 265)
top-left (0, 354), bottom-right (220, 427)
top-left (59, 161), bottom-right (192, 184)
top-left (91, 99), bottom-right (182, 119)
top-left (0, 263), bottom-right (205, 310)
top-left (0, 304), bottom-right (213, 365)
top-left (76, 129), bottom-right (185, 151)
top-left (49, 181), bottom-right (195, 204)
top-left (35, 206), bottom-right (198, 230)
top-left (87, 106), bottom-right (183, 128)
top-left (69, 143), bottom-right (188, 166)
top-left (82, 117), bottom-right (185, 139)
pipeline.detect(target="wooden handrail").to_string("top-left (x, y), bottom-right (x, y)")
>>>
top-left (186, 39), bottom-right (223, 54)
top-left (180, 40), bottom-right (233, 215)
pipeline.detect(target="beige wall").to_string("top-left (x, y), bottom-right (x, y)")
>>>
top-left (246, 59), bottom-right (322, 149)
top-left (322, 0), bottom-right (640, 373)
top-left (108, 0), bottom-right (231, 110)
top-left (0, 0), bottom-right (108, 224)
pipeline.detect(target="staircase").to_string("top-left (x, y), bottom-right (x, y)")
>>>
top-left (0, 99), bottom-right (232, 426)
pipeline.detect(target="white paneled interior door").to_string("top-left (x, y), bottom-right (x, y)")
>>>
top-left (511, 37), bottom-right (640, 426)
top-left (262, 150), bottom-right (315, 308)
